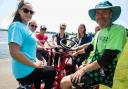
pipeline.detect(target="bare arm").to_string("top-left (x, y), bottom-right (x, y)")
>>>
top-left (54, 37), bottom-right (57, 46)
top-left (53, 37), bottom-right (59, 47)
top-left (72, 42), bottom-right (92, 56)
top-left (9, 43), bottom-right (36, 67)
top-left (75, 42), bottom-right (91, 51)
top-left (9, 43), bottom-right (43, 68)
top-left (36, 41), bottom-right (48, 50)
top-left (72, 49), bottom-right (85, 56)
top-left (80, 50), bottom-right (120, 72)
top-left (46, 41), bottom-right (52, 47)
top-left (82, 61), bottom-right (100, 72)
top-left (71, 60), bottom-right (100, 82)
top-left (37, 41), bottom-right (43, 47)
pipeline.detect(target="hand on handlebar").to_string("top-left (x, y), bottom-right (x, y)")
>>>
top-left (57, 45), bottom-right (63, 48)
top-left (49, 44), bottom-right (62, 49)
top-left (72, 52), bottom-right (78, 57)
top-left (70, 47), bottom-right (77, 51)
top-left (68, 51), bottom-right (78, 57)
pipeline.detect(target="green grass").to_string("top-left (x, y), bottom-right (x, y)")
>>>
top-left (100, 40), bottom-right (128, 89)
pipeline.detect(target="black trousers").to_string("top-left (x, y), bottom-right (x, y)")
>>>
top-left (17, 66), bottom-right (56, 89)
top-left (54, 48), bottom-right (67, 66)
top-left (36, 50), bottom-right (49, 62)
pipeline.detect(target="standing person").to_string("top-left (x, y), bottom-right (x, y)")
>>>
top-left (53, 23), bottom-right (69, 66)
top-left (28, 20), bottom-right (37, 32)
top-left (35, 25), bottom-right (51, 65)
top-left (61, 1), bottom-right (127, 89)
top-left (72, 24), bottom-right (92, 73)
top-left (8, 0), bottom-right (56, 89)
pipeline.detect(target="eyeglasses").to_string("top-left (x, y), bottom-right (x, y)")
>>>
top-left (30, 24), bottom-right (37, 28)
top-left (22, 8), bottom-right (35, 15)
top-left (40, 28), bottom-right (46, 31)
top-left (79, 27), bottom-right (84, 29)
top-left (60, 27), bottom-right (65, 30)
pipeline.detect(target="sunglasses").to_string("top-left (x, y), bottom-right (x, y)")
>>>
top-left (60, 27), bottom-right (65, 30)
top-left (22, 8), bottom-right (35, 15)
top-left (31, 24), bottom-right (37, 28)
top-left (40, 28), bottom-right (46, 31)
top-left (79, 27), bottom-right (84, 29)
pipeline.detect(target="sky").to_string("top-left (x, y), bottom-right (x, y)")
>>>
top-left (0, 0), bottom-right (128, 33)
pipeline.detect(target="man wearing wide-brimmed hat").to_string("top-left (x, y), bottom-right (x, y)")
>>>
top-left (61, 1), bottom-right (127, 89)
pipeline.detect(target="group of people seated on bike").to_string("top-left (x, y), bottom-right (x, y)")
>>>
top-left (8, 0), bottom-right (127, 89)
top-left (28, 20), bottom-right (92, 72)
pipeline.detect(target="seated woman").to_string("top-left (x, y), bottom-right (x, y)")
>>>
top-left (53, 23), bottom-right (69, 66)
top-left (8, 1), bottom-right (56, 89)
top-left (72, 24), bottom-right (92, 73)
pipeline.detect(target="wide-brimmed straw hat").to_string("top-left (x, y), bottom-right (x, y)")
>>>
top-left (88, 1), bottom-right (121, 22)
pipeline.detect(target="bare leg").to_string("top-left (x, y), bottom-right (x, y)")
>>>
top-left (61, 75), bottom-right (73, 89)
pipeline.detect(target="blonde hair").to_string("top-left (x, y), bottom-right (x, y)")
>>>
top-left (60, 23), bottom-right (67, 28)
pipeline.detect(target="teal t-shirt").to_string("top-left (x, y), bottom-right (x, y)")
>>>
top-left (85, 24), bottom-right (127, 87)
top-left (8, 21), bottom-right (37, 78)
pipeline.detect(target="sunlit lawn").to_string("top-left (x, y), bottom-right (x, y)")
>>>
top-left (100, 39), bottom-right (128, 89)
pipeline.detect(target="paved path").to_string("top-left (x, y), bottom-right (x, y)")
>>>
top-left (0, 59), bottom-right (18, 89)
